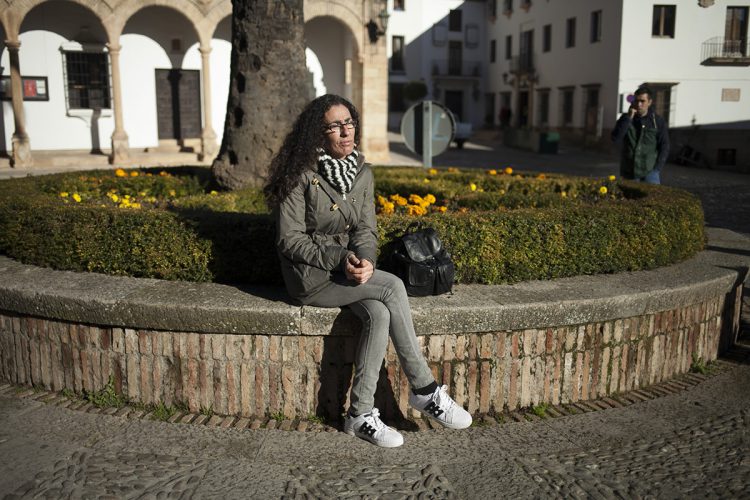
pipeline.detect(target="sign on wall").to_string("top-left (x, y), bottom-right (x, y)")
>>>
top-left (0, 76), bottom-right (49, 101)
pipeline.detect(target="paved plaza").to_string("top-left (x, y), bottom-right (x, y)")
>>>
top-left (1, 134), bottom-right (749, 498)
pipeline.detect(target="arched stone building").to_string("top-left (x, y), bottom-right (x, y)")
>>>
top-left (0, 0), bottom-right (389, 168)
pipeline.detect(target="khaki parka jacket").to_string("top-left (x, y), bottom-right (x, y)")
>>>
top-left (275, 154), bottom-right (378, 304)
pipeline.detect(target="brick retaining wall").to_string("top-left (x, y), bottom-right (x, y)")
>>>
top-left (0, 288), bottom-right (739, 421)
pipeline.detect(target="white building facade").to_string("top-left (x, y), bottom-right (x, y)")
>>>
top-left (485, 0), bottom-right (750, 170)
top-left (0, 0), bottom-right (391, 168)
top-left (386, 0), bottom-right (489, 129)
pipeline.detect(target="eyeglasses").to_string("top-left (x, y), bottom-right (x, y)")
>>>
top-left (323, 119), bottom-right (357, 134)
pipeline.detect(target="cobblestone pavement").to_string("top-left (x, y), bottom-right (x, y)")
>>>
top-left (1, 350), bottom-right (748, 499)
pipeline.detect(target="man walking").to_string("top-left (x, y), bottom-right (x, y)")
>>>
top-left (611, 87), bottom-right (669, 184)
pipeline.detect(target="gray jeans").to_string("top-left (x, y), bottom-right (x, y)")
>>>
top-left (306, 269), bottom-right (435, 415)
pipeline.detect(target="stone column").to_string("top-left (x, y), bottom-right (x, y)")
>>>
top-left (198, 43), bottom-right (218, 161)
top-left (106, 42), bottom-right (129, 163)
top-left (6, 40), bottom-right (32, 168)
top-left (360, 35), bottom-right (390, 163)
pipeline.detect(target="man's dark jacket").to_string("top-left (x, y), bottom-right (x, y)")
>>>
top-left (611, 109), bottom-right (669, 179)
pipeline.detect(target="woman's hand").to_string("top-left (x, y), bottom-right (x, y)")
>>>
top-left (345, 254), bottom-right (374, 284)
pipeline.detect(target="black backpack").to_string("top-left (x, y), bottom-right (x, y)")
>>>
top-left (389, 223), bottom-right (455, 297)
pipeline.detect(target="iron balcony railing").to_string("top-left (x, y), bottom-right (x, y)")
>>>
top-left (701, 36), bottom-right (750, 64)
top-left (510, 52), bottom-right (534, 73)
top-left (431, 59), bottom-right (482, 78)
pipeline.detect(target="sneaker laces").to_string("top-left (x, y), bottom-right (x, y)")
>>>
top-left (433, 385), bottom-right (456, 412)
top-left (363, 408), bottom-right (387, 431)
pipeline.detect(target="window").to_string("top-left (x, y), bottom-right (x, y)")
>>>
top-left (490, 39), bottom-right (497, 63)
top-left (560, 87), bottom-right (574, 126)
top-left (538, 90), bottom-right (550, 125)
top-left (448, 41), bottom-right (463, 75)
top-left (503, 0), bottom-right (513, 14)
top-left (391, 36), bottom-right (405, 72)
top-left (63, 50), bottom-right (111, 110)
top-left (590, 10), bottom-right (602, 43)
top-left (393, 0), bottom-right (405, 11)
top-left (583, 86), bottom-right (600, 133)
top-left (388, 82), bottom-right (406, 112)
top-left (652, 5), bottom-right (676, 38)
top-left (520, 30), bottom-right (533, 71)
top-left (543, 24), bottom-right (552, 52)
top-left (566, 18), bottom-right (576, 48)
top-left (725, 7), bottom-right (749, 56)
top-left (505, 34), bottom-right (512, 59)
top-left (449, 9), bottom-right (462, 32)
top-left (717, 148), bottom-right (737, 166)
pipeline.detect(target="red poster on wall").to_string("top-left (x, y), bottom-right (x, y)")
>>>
top-left (23, 79), bottom-right (38, 98)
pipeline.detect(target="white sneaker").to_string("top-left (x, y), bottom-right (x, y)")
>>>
top-left (409, 385), bottom-right (473, 429)
top-left (343, 408), bottom-right (404, 448)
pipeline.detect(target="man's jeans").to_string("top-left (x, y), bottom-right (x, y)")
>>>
top-left (635, 169), bottom-right (661, 185)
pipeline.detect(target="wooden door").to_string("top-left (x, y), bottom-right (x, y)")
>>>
top-left (155, 69), bottom-right (202, 140)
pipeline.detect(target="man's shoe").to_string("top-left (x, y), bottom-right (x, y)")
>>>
top-left (409, 385), bottom-right (473, 429)
top-left (343, 408), bottom-right (404, 448)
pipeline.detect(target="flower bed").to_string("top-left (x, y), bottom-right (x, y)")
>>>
top-left (0, 166), bottom-right (705, 285)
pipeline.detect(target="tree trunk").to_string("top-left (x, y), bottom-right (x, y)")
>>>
top-left (212, 0), bottom-right (311, 190)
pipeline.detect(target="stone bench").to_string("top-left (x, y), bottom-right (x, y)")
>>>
top-left (1, 228), bottom-right (748, 421)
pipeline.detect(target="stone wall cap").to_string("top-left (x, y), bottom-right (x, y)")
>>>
top-left (0, 228), bottom-right (748, 336)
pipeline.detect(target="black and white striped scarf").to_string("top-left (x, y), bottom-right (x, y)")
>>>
top-left (316, 148), bottom-right (359, 199)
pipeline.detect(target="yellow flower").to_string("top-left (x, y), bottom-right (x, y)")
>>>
top-left (210, 190), bottom-right (218, 195)
top-left (72, 193), bottom-right (81, 203)
top-left (169, 189), bottom-right (176, 197)
top-left (423, 178), bottom-right (430, 183)
top-left (407, 204), bottom-right (426, 216)
top-left (487, 169), bottom-right (498, 175)
top-left (130, 203), bottom-right (141, 209)
top-left (377, 195), bottom-right (388, 205)
top-left (159, 171), bottom-right (169, 177)
top-left (608, 175), bottom-right (616, 181)
top-left (130, 171), bottom-right (139, 177)
top-left (391, 195), bottom-right (407, 206)
top-left (409, 194), bottom-right (423, 204)
top-left (380, 201), bottom-right (395, 214)
top-left (561, 191), bottom-right (567, 198)
top-left (111, 194), bottom-right (119, 203)
top-left (470, 183), bottom-right (477, 191)
top-left (447, 167), bottom-right (459, 173)
top-left (138, 191), bottom-right (147, 197)
top-left (428, 168), bottom-right (438, 175)
top-left (424, 194), bottom-right (436, 204)
top-left (499, 189), bottom-right (506, 195)
top-left (438, 206), bottom-right (448, 213)
top-left (504, 167), bottom-right (513, 175)
top-left (599, 186), bottom-right (608, 195)
top-left (537, 174), bottom-right (546, 180)
top-left (114, 168), bottom-right (127, 177)
top-left (59, 192), bottom-right (69, 198)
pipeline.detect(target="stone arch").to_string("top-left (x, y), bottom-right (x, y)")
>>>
top-left (8, 0), bottom-right (111, 41)
top-left (305, 0), bottom-right (364, 61)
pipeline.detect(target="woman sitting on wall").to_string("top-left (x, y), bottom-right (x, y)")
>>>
top-left (263, 94), bottom-right (472, 448)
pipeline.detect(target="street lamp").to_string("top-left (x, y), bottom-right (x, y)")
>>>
top-left (367, 4), bottom-right (390, 43)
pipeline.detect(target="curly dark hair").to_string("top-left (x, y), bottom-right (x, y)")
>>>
top-left (264, 94), bottom-right (361, 207)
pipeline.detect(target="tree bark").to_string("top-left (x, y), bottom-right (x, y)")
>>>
top-left (212, 0), bottom-right (311, 190)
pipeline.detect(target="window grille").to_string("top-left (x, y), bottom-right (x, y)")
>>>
top-left (62, 50), bottom-right (111, 110)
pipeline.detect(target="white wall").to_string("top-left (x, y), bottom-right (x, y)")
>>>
top-left (387, 0), bottom-right (488, 127)
top-left (2, 30), bottom-right (116, 151)
top-left (619, 0), bottom-right (750, 128)
top-left (304, 17), bottom-right (351, 100)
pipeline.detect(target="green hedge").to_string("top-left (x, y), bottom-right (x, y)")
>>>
top-left (0, 167), bottom-right (705, 285)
